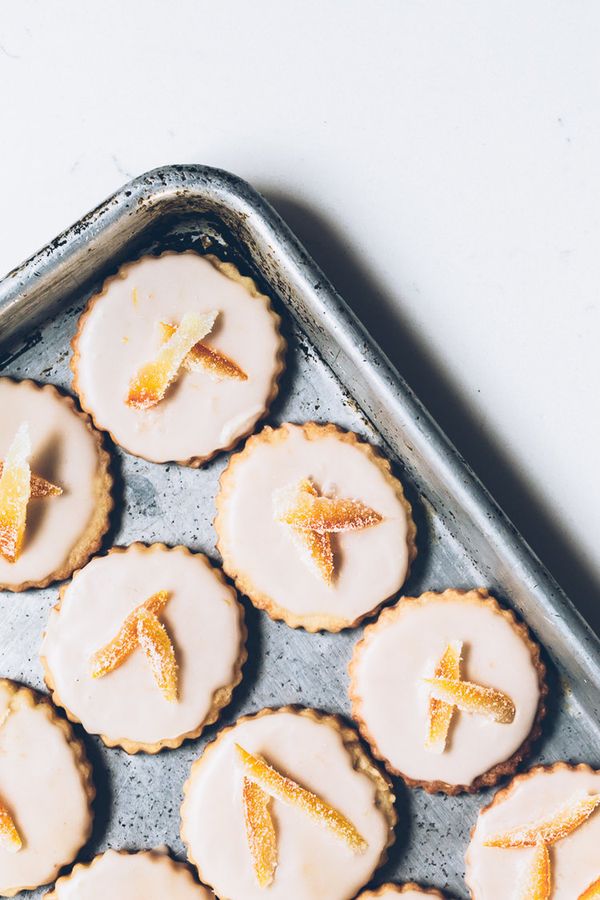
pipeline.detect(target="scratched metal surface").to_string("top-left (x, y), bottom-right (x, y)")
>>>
top-left (0, 166), bottom-right (599, 899)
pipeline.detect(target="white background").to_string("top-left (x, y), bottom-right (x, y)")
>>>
top-left (1, 1), bottom-right (599, 633)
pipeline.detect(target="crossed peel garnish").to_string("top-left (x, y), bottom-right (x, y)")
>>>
top-left (424, 642), bottom-right (515, 753)
top-left (276, 478), bottom-right (383, 584)
top-left (0, 424), bottom-right (33, 564)
top-left (91, 590), bottom-right (178, 702)
top-left (519, 840), bottom-right (551, 900)
top-left (0, 802), bottom-right (21, 854)
top-left (236, 743), bottom-right (367, 887)
top-left (159, 322), bottom-right (247, 381)
top-left (127, 311), bottom-right (218, 409)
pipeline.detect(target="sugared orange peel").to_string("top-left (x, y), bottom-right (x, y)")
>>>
top-left (281, 486), bottom-right (383, 534)
top-left (135, 607), bottom-right (178, 703)
top-left (159, 321), bottom-right (247, 381)
top-left (235, 744), bottom-right (367, 854)
top-left (0, 423), bottom-right (32, 563)
top-left (287, 480), bottom-right (334, 584)
top-left (485, 793), bottom-right (600, 848)
top-left (425, 676), bottom-right (516, 724)
top-left (0, 801), bottom-right (22, 854)
top-left (91, 590), bottom-right (170, 678)
top-left (519, 840), bottom-right (551, 900)
top-left (0, 463), bottom-right (62, 498)
top-left (127, 310), bottom-right (218, 409)
top-left (579, 876), bottom-right (600, 899)
top-left (425, 641), bottom-right (462, 753)
top-left (242, 777), bottom-right (277, 887)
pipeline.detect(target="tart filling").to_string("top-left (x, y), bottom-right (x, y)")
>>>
top-left (41, 543), bottom-right (246, 752)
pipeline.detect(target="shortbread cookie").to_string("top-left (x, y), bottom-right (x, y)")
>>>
top-left (181, 706), bottom-right (396, 900)
top-left (71, 251), bottom-right (285, 465)
top-left (0, 679), bottom-right (94, 897)
top-left (466, 762), bottom-right (600, 899)
top-left (41, 543), bottom-right (246, 753)
top-left (0, 378), bottom-right (112, 591)
top-left (349, 588), bottom-right (546, 793)
top-left (358, 885), bottom-right (447, 898)
top-left (46, 849), bottom-right (211, 898)
top-left (215, 422), bottom-right (416, 631)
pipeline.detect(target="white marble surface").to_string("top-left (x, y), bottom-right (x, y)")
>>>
top-left (1, 0), bottom-right (599, 632)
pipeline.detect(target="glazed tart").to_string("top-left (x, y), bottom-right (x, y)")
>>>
top-left (181, 706), bottom-right (396, 900)
top-left (0, 679), bottom-right (94, 898)
top-left (349, 588), bottom-right (546, 793)
top-left (357, 885), bottom-right (447, 898)
top-left (466, 763), bottom-right (600, 899)
top-left (71, 251), bottom-right (285, 465)
top-left (0, 378), bottom-right (112, 591)
top-left (46, 849), bottom-right (211, 898)
top-left (215, 422), bottom-right (416, 631)
top-left (41, 543), bottom-right (246, 753)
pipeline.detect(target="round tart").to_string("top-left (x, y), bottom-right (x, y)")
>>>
top-left (46, 849), bottom-right (211, 898)
top-left (215, 422), bottom-right (416, 631)
top-left (349, 588), bottom-right (546, 793)
top-left (41, 543), bottom-right (246, 753)
top-left (71, 251), bottom-right (285, 465)
top-left (0, 679), bottom-right (94, 898)
top-left (466, 763), bottom-right (600, 899)
top-left (181, 706), bottom-right (396, 900)
top-left (0, 378), bottom-right (112, 591)
top-left (358, 885), bottom-right (447, 898)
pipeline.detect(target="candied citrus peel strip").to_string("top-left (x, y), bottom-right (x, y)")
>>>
top-left (235, 744), bottom-right (367, 854)
top-left (0, 424), bottom-right (32, 564)
top-left (426, 641), bottom-right (462, 753)
top-left (91, 590), bottom-right (170, 678)
top-left (127, 311), bottom-right (218, 409)
top-left (136, 607), bottom-right (178, 702)
top-left (242, 777), bottom-right (277, 887)
top-left (579, 876), bottom-right (600, 899)
top-left (288, 480), bottom-right (334, 585)
top-left (281, 487), bottom-right (383, 534)
top-left (0, 463), bottom-right (61, 498)
top-left (519, 840), bottom-right (551, 900)
top-left (159, 322), bottom-right (247, 381)
top-left (0, 801), bottom-right (22, 854)
top-left (485, 793), bottom-right (600, 848)
top-left (425, 676), bottom-right (516, 724)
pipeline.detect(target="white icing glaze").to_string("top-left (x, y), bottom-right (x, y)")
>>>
top-left (466, 766), bottom-right (600, 898)
top-left (42, 544), bottom-right (244, 747)
top-left (0, 379), bottom-right (105, 587)
top-left (182, 710), bottom-right (391, 900)
top-left (0, 681), bottom-right (91, 895)
top-left (351, 593), bottom-right (541, 786)
top-left (217, 425), bottom-right (410, 626)
top-left (49, 850), bottom-right (210, 898)
top-left (73, 252), bottom-right (283, 462)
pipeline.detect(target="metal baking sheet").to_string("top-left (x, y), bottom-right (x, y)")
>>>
top-left (0, 165), bottom-right (599, 899)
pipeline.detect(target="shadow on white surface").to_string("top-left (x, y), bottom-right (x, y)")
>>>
top-left (263, 189), bottom-right (600, 637)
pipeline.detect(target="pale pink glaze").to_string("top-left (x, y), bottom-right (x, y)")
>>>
top-left (42, 545), bottom-right (244, 747)
top-left (0, 379), bottom-right (103, 586)
top-left (351, 596), bottom-right (540, 786)
top-left (48, 850), bottom-right (210, 898)
top-left (466, 766), bottom-right (600, 898)
top-left (217, 426), bottom-right (410, 625)
top-left (73, 252), bottom-right (283, 462)
top-left (182, 710), bottom-right (392, 900)
top-left (0, 682), bottom-right (91, 895)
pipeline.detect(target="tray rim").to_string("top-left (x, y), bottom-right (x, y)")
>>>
top-left (0, 163), bottom-right (598, 720)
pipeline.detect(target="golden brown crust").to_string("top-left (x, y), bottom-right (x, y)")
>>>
top-left (215, 421), bottom-right (417, 632)
top-left (40, 542), bottom-right (247, 754)
top-left (70, 251), bottom-right (286, 467)
top-left (357, 883), bottom-right (447, 898)
top-left (45, 848), bottom-right (206, 898)
top-left (0, 378), bottom-right (113, 592)
top-left (0, 678), bottom-right (95, 898)
top-left (180, 705), bottom-right (397, 894)
top-left (349, 588), bottom-right (548, 795)
top-left (464, 761), bottom-right (600, 899)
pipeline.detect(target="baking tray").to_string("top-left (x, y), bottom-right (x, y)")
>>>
top-left (0, 164), bottom-right (598, 899)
